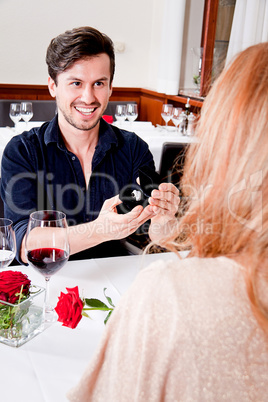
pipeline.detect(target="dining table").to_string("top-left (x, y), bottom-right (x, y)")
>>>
top-left (112, 121), bottom-right (196, 170)
top-left (0, 251), bottom-right (184, 402)
top-left (0, 121), bottom-right (45, 178)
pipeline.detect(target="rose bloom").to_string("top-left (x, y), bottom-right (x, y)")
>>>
top-left (55, 286), bottom-right (84, 329)
top-left (0, 271), bottom-right (31, 304)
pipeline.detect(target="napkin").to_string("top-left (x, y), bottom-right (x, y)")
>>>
top-left (102, 115), bottom-right (114, 123)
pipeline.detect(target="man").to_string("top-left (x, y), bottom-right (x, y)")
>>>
top-left (1, 26), bottom-right (179, 263)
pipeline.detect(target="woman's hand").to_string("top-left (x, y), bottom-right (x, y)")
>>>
top-left (148, 183), bottom-right (180, 243)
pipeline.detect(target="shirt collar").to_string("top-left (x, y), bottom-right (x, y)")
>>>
top-left (44, 115), bottom-right (63, 147)
top-left (44, 116), bottom-right (118, 151)
top-left (97, 118), bottom-right (118, 152)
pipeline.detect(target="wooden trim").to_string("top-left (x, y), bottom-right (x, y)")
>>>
top-left (0, 84), bottom-right (203, 126)
top-left (0, 84), bottom-right (203, 105)
top-left (117, 88), bottom-right (203, 108)
top-left (200, 0), bottom-right (219, 96)
top-left (0, 84), bottom-right (53, 100)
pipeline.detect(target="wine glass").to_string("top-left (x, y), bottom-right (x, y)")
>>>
top-left (126, 103), bottom-right (138, 130)
top-left (161, 104), bottom-right (173, 130)
top-left (115, 104), bottom-right (127, 127)
top-left (171, 107), bottom-right (183, 133)
top-left (0, 219), bottom-right (16, 269)
top-left (9, 103), bottom-right (21, 133)
top-left (20, 102), bottom-right (33, 130)
top-left (25, 210), bottom-right (69, 322)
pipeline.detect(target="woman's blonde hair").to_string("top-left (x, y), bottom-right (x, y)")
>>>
top-left (164, 43), bottom-right (268, 328)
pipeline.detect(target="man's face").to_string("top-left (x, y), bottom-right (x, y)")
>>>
top-left (48, 53), bottom-right (113, 133)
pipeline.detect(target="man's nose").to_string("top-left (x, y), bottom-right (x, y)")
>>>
top-left (80, 85), bottom-right (96, 104)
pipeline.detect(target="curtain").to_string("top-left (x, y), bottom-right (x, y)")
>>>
top-left (157, 0), bottom-right (186, 95)
top-left (226, 0), bottom-right (268, 65)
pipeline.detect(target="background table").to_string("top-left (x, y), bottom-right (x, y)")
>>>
top-left (112, 121), bottom-right (195, 170)
top-left (1, 252), bottom-right (182, 402)
top-left (0, 122), bottom-right (44, 177)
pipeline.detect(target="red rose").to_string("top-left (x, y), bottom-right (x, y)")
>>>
top-left (0, 271), bottom-right (31, 304)
top-left (55, 286), bottom-right (83, 329)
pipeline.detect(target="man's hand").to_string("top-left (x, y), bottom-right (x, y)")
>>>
top-left (148, 183), bottom-right (180, 242)
top-left (95, 195), bottom-right (155, 242)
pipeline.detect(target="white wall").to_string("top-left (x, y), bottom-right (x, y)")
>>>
top-left (180, 0), bottom-right (205, 89)
top-left (0, 0), bottom-right (203, 91)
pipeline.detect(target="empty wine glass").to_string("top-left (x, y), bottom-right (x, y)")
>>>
top-left (9, 103), bottom-right (21, 133)
top-left (25, 210), bottom-right (70, 322)
top-left (0, 219), bottom-right (16, 269)
top-left (161, 104), bottom-right (173, 130)
top-left (126, 103), bottom-right (138, 130)
top-left (171, 107), bottom-right (183, 133)
top-left (115, 105), bottom-right (127, 127)
top-left (20, 102), bottom-right (33, 130)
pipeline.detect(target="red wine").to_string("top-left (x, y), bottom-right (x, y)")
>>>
top-left (27, 248), bottom-right (68, 277)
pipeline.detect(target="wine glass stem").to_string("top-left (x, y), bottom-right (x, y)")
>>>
top-left (43, 277), bottom-right (56, 323)
top-left (44, 277), bottom-right (50, 309)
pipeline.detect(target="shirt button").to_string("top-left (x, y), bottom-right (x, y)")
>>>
top-left (72, 156), bottom-right (75, 161)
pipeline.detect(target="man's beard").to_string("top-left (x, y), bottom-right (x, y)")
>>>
top-left (59, 106), bottom-right (102, 131)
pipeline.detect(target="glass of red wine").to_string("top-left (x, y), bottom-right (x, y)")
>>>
top-left (25, 210), bottom-right (69, 322)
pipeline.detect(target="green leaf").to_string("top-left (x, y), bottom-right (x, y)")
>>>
top-left (83, 307), bottom-right (112, 311)
top-left (85, 298), bottom-right (109, 309)
top-left (82, 311), bottom-right (91, 319)
top-left (103, 288), bottom-right (115, 308)
top-left (104, 310), bottom-right (112, 325)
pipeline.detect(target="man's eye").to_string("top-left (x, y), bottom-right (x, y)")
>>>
top-left (94, 81), bottom-right (104, 87)
top-left (71, 82), bottom-right (81, 87)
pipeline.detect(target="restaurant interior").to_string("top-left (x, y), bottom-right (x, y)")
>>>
top-left (0, 0), bottom-right (267, 400)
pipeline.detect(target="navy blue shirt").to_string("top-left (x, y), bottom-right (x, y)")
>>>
top-left (1, 116), bottom-right (155, 262)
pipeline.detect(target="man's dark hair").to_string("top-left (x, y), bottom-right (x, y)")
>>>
top-left (46, 26), bottom-right (115, 85)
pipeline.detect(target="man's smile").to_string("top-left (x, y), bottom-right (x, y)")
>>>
top-left (74, 106), bottom-right (96, 115)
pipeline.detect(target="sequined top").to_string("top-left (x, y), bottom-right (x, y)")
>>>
top-left (67, 256), bottom-right (268, 401)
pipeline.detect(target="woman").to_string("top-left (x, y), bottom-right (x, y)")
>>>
top-left (67, 43), bottom-right (268, 401)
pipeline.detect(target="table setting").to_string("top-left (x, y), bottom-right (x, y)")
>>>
top-left (0, 210), bottom-right (181, 401)
top-left (0, 97), bottom-right (195, 399)
top-left (112, 103), bottom-right (197, 171)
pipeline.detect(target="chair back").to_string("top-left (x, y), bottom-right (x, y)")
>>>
top-left (0, 99), bottom-right (57, 126)
top-left (104, 101), bottom-right (137, 119)
top-left (158, 142), bottom-right (188, 187)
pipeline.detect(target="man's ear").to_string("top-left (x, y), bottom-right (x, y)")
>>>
top-left (48, 76), bottom-right (56, 98)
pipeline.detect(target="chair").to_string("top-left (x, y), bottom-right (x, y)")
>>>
top-left (104, 101), bottom-right (137, 119)
top-left (122, 142), bottom-right (189, 255)
top-left (0, 99), bottom-right (137, 126)
top-left (0, 99), bottom-right (57, 126)
top-left (158, 142), bottom-right (189, 187)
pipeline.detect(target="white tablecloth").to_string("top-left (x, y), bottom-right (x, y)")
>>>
top-left (112, 121), bottom-right (195, 170)
top-left (0, 122), bottom-right (45, 177)
top-left (0, 252), bottom-right (180, 402)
